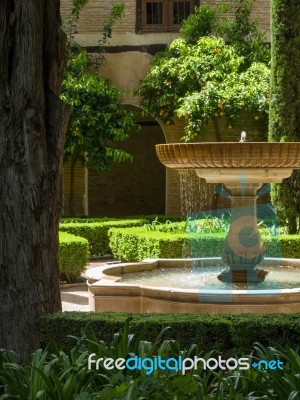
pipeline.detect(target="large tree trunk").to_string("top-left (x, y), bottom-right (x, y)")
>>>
top-left (0, 0), bottom-right (69, 358)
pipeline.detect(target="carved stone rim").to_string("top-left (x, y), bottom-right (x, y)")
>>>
top-left (155, 142), bottom-right (300, 169)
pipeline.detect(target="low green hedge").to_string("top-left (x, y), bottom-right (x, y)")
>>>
top-left (60, 217), bottom-right (119, 224)
top-left (109, 227), bottom-right (228, 261)
top-left (59, 232), bottom-right (89, 279)
top-left (39, 312), bottom-right (300, 354)
top-left (60, 215), bottom-right (181, 224)
top-left (109, 226), bottom-right (300, 261)
top-left (59, 219), bottom-right (149, 256)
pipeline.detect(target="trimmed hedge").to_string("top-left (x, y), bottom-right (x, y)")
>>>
top-left (109, 226), bottom-right (300, 261)
top-left (109, 227), bottom-right (227, 261)
top-left (60, 215), bottom-right (182, 224)
top-left (59, 219), bottom-right (150, 256)
top-left (39, 312), bottom-right (300, 355)
top-left (59, 232), bottom-right (89, 279)
top-left (60, 217), bottom-right (119, 224)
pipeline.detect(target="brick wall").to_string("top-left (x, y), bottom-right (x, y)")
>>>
top-left (61, 0), bottom-right (137, 34)
top-left (61, 0), bottom-right (270, 40)
top-left (88, 107), bottom-right (166, 216)
top-left (63, 161), bottom-right (85, 216)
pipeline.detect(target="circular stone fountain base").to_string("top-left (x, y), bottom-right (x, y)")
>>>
top-left (87, 258), bottom-right (300, 314)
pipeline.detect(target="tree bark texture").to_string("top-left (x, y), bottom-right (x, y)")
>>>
top-left (0, 0), bottom-right (69, 358)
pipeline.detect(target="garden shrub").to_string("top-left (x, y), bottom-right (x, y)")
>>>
top-left (4, 317), bottom-right (300, 399)
top-left (39, 312), bottom-right (300, 355)
top-left (60, 215), bottom-right (181, 224)
top-left (109, 228), bottom-right (187, 261)
top-left (279, 235), bottom-right (300, 258)
top-left (109, 227), bottom-right (235, 261)
top-left (59, 219), bottom-right (149, 256)
top-left (109, 226), bottom-right (300, 261)
top-left (59, 232), bottom-right (89, 280)
top-left (60, 217), bottom-right (119, 223)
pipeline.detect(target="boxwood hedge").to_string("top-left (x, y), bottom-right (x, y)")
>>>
top-left (59, 232), bottom-right (89, 279)
top-left (109, 226), bottom-right (300, 261)
top-left (59, 219), bottom-right (149, 256)
top-left (108, 227), bottom-right (226, 261)
top-left (39, 312), bottom-right (300, 355)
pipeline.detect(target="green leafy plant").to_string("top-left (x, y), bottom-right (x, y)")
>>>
top-left (268, 1), bottom-right (300, 234)
top-left (180, 0), bottom-right (270, 69)
top-left (145, 215), bottom-right (231, 234)
top-left (137, 36), bottom-right (269, 142)
top-left (61, 2), bottom-right (139, 215)
top-left (2, 318), bottom-right (300, 399)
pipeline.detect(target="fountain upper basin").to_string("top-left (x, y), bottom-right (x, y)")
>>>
top-left (156, 142), bottom-right (300, 183)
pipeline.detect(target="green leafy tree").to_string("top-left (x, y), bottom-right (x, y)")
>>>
top-left (138, 37), bottom-right (269, 142)
top-left (269, 0), bottom-right (300, 233)
top-left (180, 0), bottom-right (270, 69)
top-left (61, 2), bottom-right (138, 215)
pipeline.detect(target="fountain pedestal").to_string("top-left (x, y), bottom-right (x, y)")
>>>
top-left (218, 182), bottom-right (266, 283)
top-left (194, 167), bottom-right (294, 284)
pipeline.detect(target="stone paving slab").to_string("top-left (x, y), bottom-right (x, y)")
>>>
top-left (61, 259), bottom-right (118, 312)
top-left (61, 285), bottom-right (89, 312)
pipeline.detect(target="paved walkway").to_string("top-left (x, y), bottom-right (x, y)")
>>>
top-left (61, 285), bottom-right (89, 311)
top-left (60, 258), bottom-right (118, 312)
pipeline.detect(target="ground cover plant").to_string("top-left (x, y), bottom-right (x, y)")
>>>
top-left (1, 318), bottom-right (300, 399)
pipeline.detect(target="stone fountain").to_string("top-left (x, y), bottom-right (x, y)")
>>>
top-left (87, 137), bottom-right (300, 313)
top-left (155, 138), bottom-right (300, 284)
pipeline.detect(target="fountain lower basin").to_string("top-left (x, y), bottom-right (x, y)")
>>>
top-left (87, 258), bottom-right (300, 313)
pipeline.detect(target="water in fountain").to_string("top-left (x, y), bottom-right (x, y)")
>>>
top-left (119, 262), bottom-right (300, 290)
top-left (178, 170), bottom-right (214, 214)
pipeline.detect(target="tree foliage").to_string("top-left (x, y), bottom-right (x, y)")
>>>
top-left (268, 0), bottom-right (300, 233)
top-left (61, 1), bottom-right (137, 171)
top-left (180, 0), bottom-right (270, 69)
top-left (61, 1), bottom-right (138, 214)
top-left (61, 50), bottom-right (137, 171)
top-left (138, 37), bottom-right (269, 141)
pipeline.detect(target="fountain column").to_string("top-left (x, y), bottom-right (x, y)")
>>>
top-left (218, 181), bottom-right (267, 284)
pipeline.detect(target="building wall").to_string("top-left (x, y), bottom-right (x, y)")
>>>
top-left (63, 161), bottom-right (85, 216)
top-left (61, 0), bottom-right (270, 44)
top-left (88, 108), bottom-right (166, 216)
